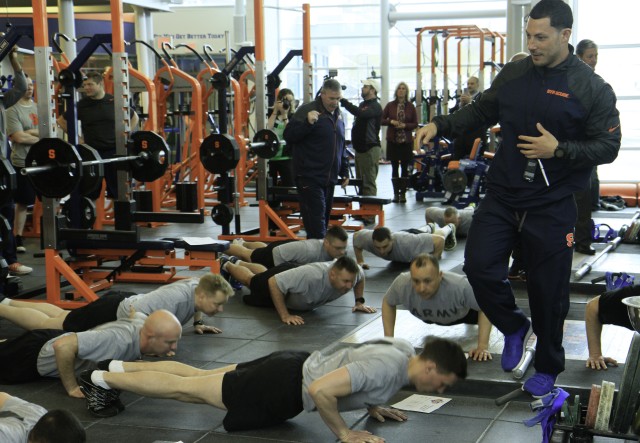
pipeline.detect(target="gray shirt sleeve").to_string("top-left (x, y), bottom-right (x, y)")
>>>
top-left (273, 240), bottom-right (326, 266)
top-left (0, 396), bottom-right (47, 443)
top-left (389, 232), bottom-right (434, 262)
top-left (383, 272), bottom-right (412, 306)
top-left (119, 279), bottom-right (197, 325)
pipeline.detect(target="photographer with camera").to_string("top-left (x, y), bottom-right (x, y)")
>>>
top-left (267, 89), bottom-right (296, 187)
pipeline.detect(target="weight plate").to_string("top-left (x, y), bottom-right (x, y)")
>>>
top-left (76, 144), bottom-right (104, 197)
top-left (442, 169), bottom-right (468, 194)
top-left (128, 131), bottom-right (170, 182)
top-left (61, 196), bottom-right (96, 229)
top-left (200, 133), bottom-right (240, 174)
top-left (24, 138), bottom-right (82, 198)
top-left (252, 129), bottom-right (280, 159)
top-left (211, 204), bottom-right (234, 225)
top-left (0, 158), bottom-right (16, 207)
top-left (410, 171), bottom-right (428, 192)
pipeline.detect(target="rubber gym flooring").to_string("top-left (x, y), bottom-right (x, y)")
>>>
top-left (1, 164), bottom-right (638, 442)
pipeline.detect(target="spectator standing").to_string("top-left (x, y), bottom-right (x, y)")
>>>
top-left (6, 76), bottom-right (38, 268)
top-left (381, 81), bottom-right (418, 203)
top-left (416, 0), bottom-right (621, 397)
top-left (340, 79), bottom-right (382, 200)
top-left (267, 88), bottom-right (296, 186)
top-left (284, 79), bottom-right (349, 239)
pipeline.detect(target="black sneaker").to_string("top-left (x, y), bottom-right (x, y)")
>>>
top-left (96, 360), bottom-right (113, 371)
top-left (15, 235), bottom-right (26, 253)
top-left (78, 370), bottom-right (124, 417)
top-left (219, 255), bottom-right (242, 289)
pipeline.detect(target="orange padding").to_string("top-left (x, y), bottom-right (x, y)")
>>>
top-left (469, 138), bottom-right (482, 160)
top-left (483, 151), bottom-right (495, 159)
top-left (600, 183), bottom-right (637, 207)
top-left (448, 160), bottom-right (461, 170)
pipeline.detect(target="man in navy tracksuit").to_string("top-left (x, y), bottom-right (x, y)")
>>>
top-left (417, 0), bottom-right (621, 396)
top-left (284, 79), bottom-right (349, 239)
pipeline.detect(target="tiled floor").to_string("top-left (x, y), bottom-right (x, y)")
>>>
top-left (2, 164), bottom-right (639, 442)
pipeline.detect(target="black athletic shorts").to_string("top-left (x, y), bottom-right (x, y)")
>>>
top-left (244, 263), bottom-right (298, 307)
top-left (250, 240), bottom-right (297, 268)
top-left (221, 350), bottom-right (310, 431)
top-left (0, 329), bottom-right (66, 383)
top-left (62, 291), bottom-right (134, 332)
top-left (13, 166), bottom-right (37, 206)
top-left (598, 285), bottom-right (640, 330)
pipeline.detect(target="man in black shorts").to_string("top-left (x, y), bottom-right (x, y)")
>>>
top-left (220, 255), bottom-right (376, 325)
top-left (585, 284), bottom-right (640, 370)
top-left (78, 336), bottom-right (467, 441)
top-left (224, 226), bottom-right (348, 269)
top-left (0, 310), bottom-right (182, 400)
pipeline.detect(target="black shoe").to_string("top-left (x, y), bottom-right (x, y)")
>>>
top-left (78, 370), bottom-right (123, 417)
top-left (96, 360), bottom-right (113, 371)
top-left (575, 244), bottom-right (596, 255)
top-left (15, 235), bottom-right (26, 253)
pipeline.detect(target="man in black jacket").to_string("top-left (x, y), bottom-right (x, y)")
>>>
top-left (416, 0), bottom-right (621, 397)
top-left (341, 79), bottom-right (382, 198)
top-left (284, 79), bottom-right (349, 239)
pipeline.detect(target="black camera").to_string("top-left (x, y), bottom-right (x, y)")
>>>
top-left (281, 98), bottom-right (291, 110)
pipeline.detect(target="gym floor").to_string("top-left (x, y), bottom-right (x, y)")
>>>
top-left (1, 164), bottom-right (639, 443)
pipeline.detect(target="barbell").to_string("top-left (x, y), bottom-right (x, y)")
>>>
top-left (21, 131), bottom-right (169, 198)
top-left (200, 129), bottom-right (286, 175)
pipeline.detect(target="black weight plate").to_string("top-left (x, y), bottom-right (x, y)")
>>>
top-left (200, 133), bottom-right (240, 174)
top-left (128, 131), bottom-right (170, 182)
top-left (61, 197), bottom-right (96, 229)
top-left (211, 204), bottom-right (234, 225)
top-left (442, 169), bottom-right (468, 194)
top-left (24, 138), bottom-right (82, 198)
top-left (0, 158), bottom-right (16, 207)
top-left (76, 144), bottom-right (104, 197)
top-left (410, 171), bottom-right (428, 192)
top-left (252, 129), bottom-right (280, 159)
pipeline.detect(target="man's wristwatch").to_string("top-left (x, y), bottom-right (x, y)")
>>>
top-left (554, 143), bottom-right (566, 159)
top-left (193, 320), bottom-right (204, 326)
top-left (355, 297), bottom-right (365, 304)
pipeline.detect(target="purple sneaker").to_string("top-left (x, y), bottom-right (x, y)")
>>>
top-left (523, 372), bottom-right (557, 398)
top-left (501, 318), bottom-right (532, 372)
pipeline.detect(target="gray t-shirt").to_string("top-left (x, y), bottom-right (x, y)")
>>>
top-left (384, 271), bottom-right (479, 325)
top-left (6, 101), bottom-right (38, 168)
top-left (36, 318), bottom-right (143, 377)
top-left (301, 338), bottom-right (414, 412)
top-left (0, 396), bottom-right (47, 443)
top-left (1, 70), bottom-right (27, 158)
top-left (424, 207), bottom-right (474, 236)
top-left (272, 239), bottom-right (331, 266)
top-left (118, 279), bottom-right (197, 325)
top-left (274, 261), bottom-right (364, 311)
top-left (353, 230), bottom-right (435, 263)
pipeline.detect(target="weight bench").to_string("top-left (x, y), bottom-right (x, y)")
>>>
top-left (269, 187), bottom-right (391, 231)
top-left (64, 236), bottom-right (229, 289)
top-left (331, 195), bottom-right (393, 230)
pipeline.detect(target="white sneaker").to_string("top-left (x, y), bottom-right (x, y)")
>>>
top-left (8, 263), bottom-right (32, 275)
